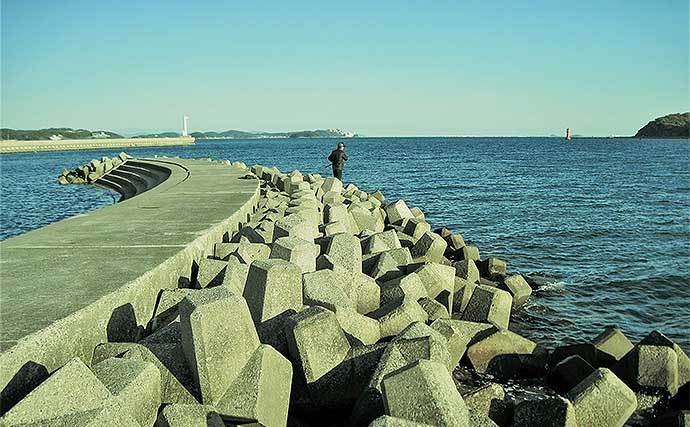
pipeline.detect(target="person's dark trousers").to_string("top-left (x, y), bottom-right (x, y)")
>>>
top-left (333, 167), bottom-right (343, 181)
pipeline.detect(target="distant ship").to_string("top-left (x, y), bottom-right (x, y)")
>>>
top-left (566, 128), bottom-right (571, 140)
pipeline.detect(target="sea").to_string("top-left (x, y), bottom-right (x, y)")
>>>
top-left (1, 137), bottom-right (688, 353)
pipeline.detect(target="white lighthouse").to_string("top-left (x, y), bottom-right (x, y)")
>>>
top-left (182, 115), bottom-right (189, 136)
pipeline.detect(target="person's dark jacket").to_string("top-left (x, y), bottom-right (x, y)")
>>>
top-left (328, 149), bottom-right (348, 170)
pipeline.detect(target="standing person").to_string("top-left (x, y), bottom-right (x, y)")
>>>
top-left (328, 142), bottom-right (348, 181)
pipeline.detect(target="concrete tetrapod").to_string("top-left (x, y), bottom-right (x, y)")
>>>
top-left (91, 357), bottom-right (162, 427)
top-left (155, 404), bottom-right (224, 427)
top-left (92, 342), bottom-right (197, 405)
top-left (461, 285), bottom-right (512, 331)
top-left (179, 287), bottom-right (260, 406)
top-left (270, 236), bottom-right (320, 273)
top-left (381, 359), bottom-right (469, 427)
top-left (244, 258), bottom-right (303, 324)
top-left (466, 330), bottom-right (541, 378)
top-left (567, 367), bottom-right (637, 427)
top-left (0, 358), bottom-right (128, 426)
top-left (215, 344), bottom-right (292, 427)
top-left (284, 306), bottom-right (352, 385)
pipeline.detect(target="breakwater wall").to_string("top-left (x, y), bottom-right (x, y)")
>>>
top-left (0, 159), bottom-right (688, 426)
top-left (0, 136), bottom-right (195, 154)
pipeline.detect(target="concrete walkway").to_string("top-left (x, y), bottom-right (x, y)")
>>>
top-left (0, 157), bottom-right (259, 410)
top-left (0, 136), bottom-right (195, 153)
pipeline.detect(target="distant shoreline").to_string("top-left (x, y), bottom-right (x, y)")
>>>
top-left (0, 136), bottom-right (195, 154)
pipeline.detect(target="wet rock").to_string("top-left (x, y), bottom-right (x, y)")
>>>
top-left (461, 285), bottom-right (512, 330)
top-left (477, 257), bottom-right (507, 279)
top-left (567, 367), bottom-right (637, 427)
top-left (513, 396), bottom-right (577, 427)
top-left (381, 359), bottom-right (469, 426)
top-left (548, 354), bottom-right (596, 394)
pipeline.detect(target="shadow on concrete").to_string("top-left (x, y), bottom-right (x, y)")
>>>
top-left (0, 360), bottom-right (49, 416)
top-left (107, 303), bottom-right (144, 343)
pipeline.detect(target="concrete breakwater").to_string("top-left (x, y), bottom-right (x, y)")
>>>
top-left (0, 136), bottom-right (195, 154)
top-left (1, 159), bottom-right (688, 426)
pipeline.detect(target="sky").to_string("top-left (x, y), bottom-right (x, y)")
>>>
top-left (1, 0), bottom-right (688, 136)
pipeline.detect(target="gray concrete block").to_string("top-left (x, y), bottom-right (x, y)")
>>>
top-left (614, 340), bottom-right (679, 394)
top-left (462, 383), bottom-right (511, 427)
top-left (453, 259), bottom-right (480, 283)
top-left (384, 200), bottom-right (415, 225)
top-left (403, 218), bottom-right (431, 241)
top-left (92, 357), bottom-right (162, 427)
top-left (592, 326), bottom-right (634, 367)
top-left (458, 245), bottom-right (480, 261)
top-left (413, 263), bottom-right (455, 313)
top-left (567, 368), bottom-right (637, 427)
top-left (0, 358), bottom-right (113, 425)
top-left (325, 232), bottom-right (363, 273)
top-left (369, 415), bottom-right (431, 426)
top-left (461, 285), bottom-right (512, 330)
top-left (376, 299), bottom-right (430, 339)
top-left (155, 404), bottom-right (224, 427)
top-left (274, 212), bottom-right (319, 241)
top-left (179, 287), bottom-right (260, 405)
top-left (477, 257), bottom-right (507, 279)
top-left (321, 177), bottom-right (343, 193)
top-left (214, 242), bottom-right (240, 260)
top-left (219, 260), bottom-right (249, 295)
top-left (334, 306), bottom-right (382, 346)
top-left (430, 319), bottom-right (496, 368)
top-left (466, 330), bottom-right (538, 377)
top-left (380, 273), bottom-right (428, 307)
top-left (499, 274), bottom-right (532, 307)
top-left (195, 258), bottom-right (228, 288)
top-left (452, 277), bottom-right (477, 315)
top-left (244, 259), bottom-right (303, 324)
top-left (303, 269), bottom-right (356, 311)
top-left (93, 343), bottom-right (197, 405)
top-left (418, 297), bottom-right (450, 322)
top-left (362, 230), bottom-right (402, 255)
top-left (270, 236), bottom-right (320, 273)
top-left (234, 242), bottom-right (271, 265)
top-left (215, 344), bottom-right (292, 427)
top-left (284, 306), bottom-right (351, 384)
top-left (382, 359), bottom-right (469, 426)
top-left (410, 232), bottom-right (447, 263)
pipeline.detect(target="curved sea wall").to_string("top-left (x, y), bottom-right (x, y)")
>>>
top-left (0, 159), bottom-right (688, 426)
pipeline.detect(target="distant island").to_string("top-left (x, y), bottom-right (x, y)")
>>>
top-left (635, 112), bottom-right (689, 138)
top-left (1, 127), bottom-right (357, 141)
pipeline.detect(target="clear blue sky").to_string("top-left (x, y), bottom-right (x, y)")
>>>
top-left (2, 0), bottom-right (688, 136)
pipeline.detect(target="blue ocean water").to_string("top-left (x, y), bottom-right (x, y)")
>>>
top-left (1, 137), bottom-right (688, 352)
